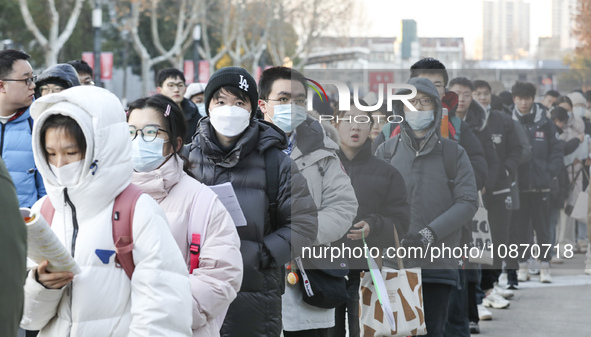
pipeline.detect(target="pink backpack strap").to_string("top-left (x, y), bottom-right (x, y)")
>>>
top-left (40, 197), bottom-right (56, 225)
top-left (188, 186), bottom-right (217, 274)
top-left (113, 184), bottom-right (144, 279)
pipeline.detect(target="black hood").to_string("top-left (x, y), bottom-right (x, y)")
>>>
top-left (35, 63), bottom-right (81, 97)
top-left (464, 99), bottom-right (488, 132)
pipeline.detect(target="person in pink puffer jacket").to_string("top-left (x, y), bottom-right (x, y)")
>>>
top-left (128, 94), bottom-right (243, 337)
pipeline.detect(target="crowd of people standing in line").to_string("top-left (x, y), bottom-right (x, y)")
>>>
top-left (1, 48), bottom-right (590, 337)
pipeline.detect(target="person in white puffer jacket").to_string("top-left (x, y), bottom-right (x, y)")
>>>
top-left (20, 86), bottom-right (192, 337)
top-left (128, 94), bottom-right (243, 337)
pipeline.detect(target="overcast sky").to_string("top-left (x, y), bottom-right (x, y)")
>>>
top-left (359, 0), bottom-right (553, 59)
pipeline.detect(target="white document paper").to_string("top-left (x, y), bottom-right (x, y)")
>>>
top-left (368, 256), bottom-right (396, 331)
top-left (21, 208), bottom-right (82, 274)
top-left (209, 182), bottom-right (247, 227)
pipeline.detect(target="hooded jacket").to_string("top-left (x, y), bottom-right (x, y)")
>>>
top-left (34, 63), bottom-right (81, 98)
top-left (372, 96), bottom-right (488, 191)
top-left (463, 100), bottom-right (501, 192)
top-left (185, 117), bottom-right (318, 337)
top-left (1, 105), bottom-right (46, 207)
top-left (375, 78), bottom-right (478, 285)
top-left (282, 113), bottom-right (358, 332)
top-left (132, 155), bottom-right (243, 337)
top-left (21, 86), bottom-right (192, 337)
top-left (511, 103), bottom-right (563, 191)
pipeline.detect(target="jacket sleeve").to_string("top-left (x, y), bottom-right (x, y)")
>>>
top-left (564, 138), bottom-right (580, 156)
top-left (427, 145), bottom-right (479, 242)
top-left (502, 114), bottom-right (523, 179)
top-left (460, 122), bottom-right (488, 191)
top-left (20, 198), bottom-right (65, 331)
top-left (363, 166), bottom-right (410, 246)
top-left (547, 123), bottom-right (564, 178)
top-left (313, 156), bottom-right (358, 245)
top-left (190, 199), bottom-right (243, 330)
top-left (129, 195), bottom-right (192, 337)
top-left (263, 156), bottom-right (318, 266)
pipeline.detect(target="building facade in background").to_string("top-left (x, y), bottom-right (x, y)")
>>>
top-left (483, 0), bottom-right (530, 60)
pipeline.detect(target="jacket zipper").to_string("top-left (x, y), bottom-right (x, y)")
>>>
top-left (64, 188), bottom-right (79, 258)
top-left (0, 123), bottom-right (6, 157)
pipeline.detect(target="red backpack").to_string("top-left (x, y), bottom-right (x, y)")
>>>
top-left (40, 184), bottom-right (143, 279)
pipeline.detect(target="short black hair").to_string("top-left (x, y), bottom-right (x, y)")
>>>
top-left (472, 80), bottom-right (491, 92)
top-left (258, 66), bottom-right (307, 100)
top-left (67, 60), bottom-right (93, 77)
top-left (410, 57), bottom-right (449, 87)
top-left (0, 49), bottom-right (30, 79)
top-left (511, 81), bottom-right (536, 99)
top-left (449, 77), bottom-right (473, 91)
top-left (551, 106), bottom-right (569, 123)
top-left (583, 90), bottom-right (591, 102)
top-left (554, 95), bottom-right (573, 109)
top-left (544, 90), bottom-right (560, 98)
top-left (127, 94), bottom-right (188, 163)
top-left (156, 68), bottom-right (185, 87)
top-left (334, 98), bottom-right (374, 127)
top-left (40, 114), bottom-right (87, 162)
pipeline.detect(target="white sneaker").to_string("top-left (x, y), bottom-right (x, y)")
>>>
top-left (539, 262), bottom-right (552, 283)
top-left (578, 239), bottom-right (589, 253)
top-left (477, 304), bottom-right (492, 320)
top-left (528, 258), bottom-right (540, 275)
top-left (517, 262), bottom-right (530, 282)
top-left (482, 292), bottom-right (510, 309)
top-left (550, 256), bottom-right (564, 264)
top-left (494, 283), bottom-right (514, 299)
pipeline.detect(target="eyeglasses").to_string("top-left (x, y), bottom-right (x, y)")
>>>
top-left (2, 75), bottom-right (37, 86)
top-left (166, 82), bottom-right (186, 90)
top-left (39, 85), bottom-right (65, 95)
top-left (267, 97), bottom-right (308, 107)
top-left (408, 98), bottom-right (434, 107)
top-left (129, 125), bottom-right (168, 142)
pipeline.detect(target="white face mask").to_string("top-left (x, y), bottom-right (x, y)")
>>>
top-left (50, 160), bottom-right (84, 186)
top-left (209, 105), bottom-right (251, 137)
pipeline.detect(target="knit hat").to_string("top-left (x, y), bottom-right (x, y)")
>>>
top-left (184, 82), bottom-right (207, 100)
top-left (203, 67), bottom-right (258, 116)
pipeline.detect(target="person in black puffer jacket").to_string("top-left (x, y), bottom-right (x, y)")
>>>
top-left (184, 67), bottom-right (319, 337)
top-left (330, 103), bottom-right (410, 337)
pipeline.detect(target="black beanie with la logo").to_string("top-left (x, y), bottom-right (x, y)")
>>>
top-left (203, 67), bottom-right (258, 117)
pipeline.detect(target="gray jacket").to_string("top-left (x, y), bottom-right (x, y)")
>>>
top-left (375, 77), bottom-right (478, 285)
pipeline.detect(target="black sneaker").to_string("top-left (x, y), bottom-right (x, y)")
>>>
top-left (507, 269), bottom-right (519, 290)
top-left (470, 321), bottom-right (481, 334)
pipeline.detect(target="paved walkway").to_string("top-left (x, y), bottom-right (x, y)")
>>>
top-left (478, 252), bottom-right (591, 336)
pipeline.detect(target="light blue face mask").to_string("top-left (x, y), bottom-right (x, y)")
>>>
top-left (574, 106), bottom-right (586, 118)
top-left (405, 110), bottom-right (435, 131)
top-left (270, 103), bottom-right (308, 133)
top-left (131, 137), bottom-right (170, 172)
top-left (196, 103), bottom-right (206, 117)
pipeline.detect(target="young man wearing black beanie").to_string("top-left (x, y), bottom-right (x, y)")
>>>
top-left (184, 66), bottom-right (319, 337)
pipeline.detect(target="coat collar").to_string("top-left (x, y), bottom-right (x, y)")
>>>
top-left (132, 155), bottom-right (184, 203)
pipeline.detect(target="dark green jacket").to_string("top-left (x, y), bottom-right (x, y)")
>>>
top-left (0, 157), bottom-right (27, 336)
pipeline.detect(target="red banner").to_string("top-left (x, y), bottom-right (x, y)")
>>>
top-left (82, 52), bottom-right (94, 70)
top-left (100, 52), bottom-right (113, 81)
top-left (184, 60), bottom-right (195, 83)
top-left (198, 60), bottom-right (210, 83)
